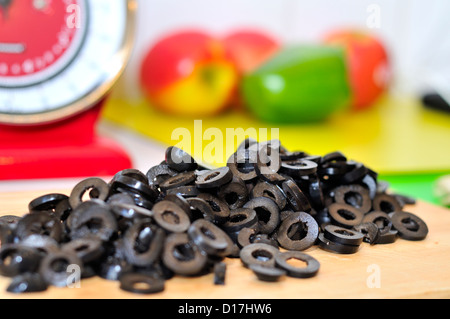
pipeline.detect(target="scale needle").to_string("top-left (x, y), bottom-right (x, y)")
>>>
top-left (0, 0), bottom-right (13, 19)
top-left (0, 43), bottom-right (25, 54)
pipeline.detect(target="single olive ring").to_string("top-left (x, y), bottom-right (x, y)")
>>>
top-left (122, 219), bottom-right (165, 266)
top-left (321, 151), bottom-right (347, 165)
top-left (317, 233), bottom-right (360, 254)
top-left (373, 193), bottom-right (403, 213)
top-left (250, 181), bottom-right (286, 210)
top-left (162, 232), bottom-right (208, 276)
top-left (98, 257), bottom-right (133, 281)
top-left (152, 200), bottom-right (191, 233)
top-left (195, 167), bottom-right (233, 189)
top-left (0, 244), bottom-right (43, 277)
top-left (217, 176), bottom-right (248, 210)
top-left (146, 163), bottom-right (178, 187)
top-left (274, 251), bottom-right (320, 278)
top-left (61, 236), bottom-right (104, 263)
top-left (307, 174), bottom-right (325, 209)
top-left (159, 171), bottom-right (196, 191)
top-left (221, 208), bottom-right (258, 237)
top-left (333, 184), bottom-right (372, 214)
top-left (163, 193), bottom-right (192, 215)
top-left (254, 144), bottom-right (285, 184)
top-left (390, 211), bottom-right (428, 241)
top-left (282, 180), bottom-right (311, 213)
top-left (69, 177), bottom-right (110, 209)
top-left (186, 197), bottom-right (214, 222)
top-left (111, 168), bottom-right (149, 185)
top-left (110, 175), bottom-right (159, 202)
top-left (39, 251), bottom-right (83, 287)
top-left (362, 211), bottom-right (393, 234)
top-left (327, 202), bottom-right (364, 228)
top-left (187, 219), bottom-right (230, 257)
top-left (69, 201), bottom-right (118, 242)
top-left (197, 193), bottom-right (230, 224)
top-left (166, 185), bottom-right (200, 198)
top-left (276, 211), bottom-right (319, 251)
top-left (243, 197), bottom-right (280, 234)
top-left (119, 272), bottom-right (165, 294)
top-left (252, 234), bottom-right (278, 248)
top-left (6, 272), bottom-right (48, 293)
top-left (110, 202), bottom-right (154, 219)
top-left (0, 215), bottom-right (21, 229)
top-left (280, 159), bottom-right (318, 177)
top-left (239, 243), bottom-right (280, 268)
top-left (341, 162), bottom-right (368, 184)
top-left (236, 227), bottom-right (258, 248)
top-left (226, 149), bottom-right (258, 182)
top-left (323, 224), bottom-right (364, 246)
top-left (165, 146), bottom-right (198, 172)
top-left (28, 193), bottom-right (69, 213)
top-left (361, 174), bottom-right (377, 200)
top-left (15, 211), bottom-right (63, 242)
top-left (353, 222), bottom-right (380, 245)
top-left (249, 264), bottom-right (286, 282)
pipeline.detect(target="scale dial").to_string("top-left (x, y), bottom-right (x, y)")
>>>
top-left (0, 0), bottom-right (135, 124)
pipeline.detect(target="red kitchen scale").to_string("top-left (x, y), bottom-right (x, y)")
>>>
top-left (0, 0), bottom-right (136, 180)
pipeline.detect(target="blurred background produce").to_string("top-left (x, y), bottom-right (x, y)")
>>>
top-left (140, 27), bottom-right (391, 122)
top-left (140, 30), bottom-right (238, 117)
top-left (112, 0), bottom-right (450, 106)
top-left (240, 44), bottom-right (352, 123)
top-left (323, 29), bottom-right (391, 111)
top-left (101, 0), bottom-right (450, 207)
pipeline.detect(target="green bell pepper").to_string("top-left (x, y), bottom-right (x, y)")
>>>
top-left (240, 45), bottom-right (352, 123)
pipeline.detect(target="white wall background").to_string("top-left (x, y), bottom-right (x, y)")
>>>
top-left (115, 0), bottom-right (450, 102)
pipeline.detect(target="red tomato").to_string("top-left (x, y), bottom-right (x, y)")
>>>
top-left (324, 30), bottom-right (391, 110)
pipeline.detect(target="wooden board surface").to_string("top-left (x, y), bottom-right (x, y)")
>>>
top-left (0, 189), bottom-right (449, 299)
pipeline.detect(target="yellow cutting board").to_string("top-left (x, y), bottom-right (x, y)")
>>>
top-left (101, 93), bottom-right (450, 175)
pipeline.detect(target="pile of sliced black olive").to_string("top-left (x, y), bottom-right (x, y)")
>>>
top-left (0, 139), bottom-right (428, 294)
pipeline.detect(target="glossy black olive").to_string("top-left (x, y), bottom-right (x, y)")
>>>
top-left (7, 273), bottom-right (48, 293)
top-left (250, 264), bottom-right (286, 282)
top-left (119, 272), bottom-right (165, 294)
top-left (152, 200), bottom-right (191, 233)
top-left (165, 146), bottom-right (198, 172)
top-left (39, 250), bottom-right (83, 287)
top-left (243, 197), bottom-right (280, 234)
top-left (274, 251), bottom-right (320, 278)
top-left (276, 212), bottom-right (319, 251)
top-left (0, 244), bottom-right (42, 277)
top-left (195, 167), bottom-right (233, 189)
top-left (69, 177), bottom-right (110, 209)
top-left (162, 232), bottom-right (207, 276)
top-left (390, 211), bottom-right (428, 241)
top-left (239, 243), bottom-right (280, 268)
top-left (122, 219), bottom-right (165, 266)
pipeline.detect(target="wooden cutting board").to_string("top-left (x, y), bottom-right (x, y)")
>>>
top-left (0, 189), bottom-right (449, 299)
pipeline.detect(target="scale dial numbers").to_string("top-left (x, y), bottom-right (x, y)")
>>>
top-left (0, 0), bottom-right (134, 125)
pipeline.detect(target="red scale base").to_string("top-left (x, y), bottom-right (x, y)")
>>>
top-left (0, 101), bottom-right (132, 180)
